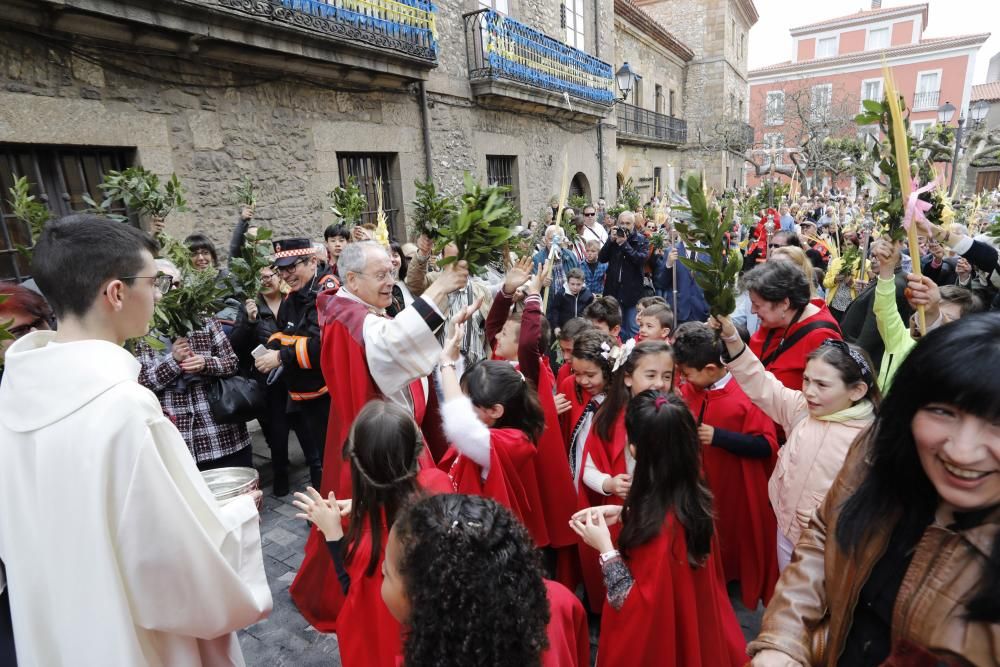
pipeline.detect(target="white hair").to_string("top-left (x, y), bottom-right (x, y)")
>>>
top-left (338, 241), bottom-right (389, 276)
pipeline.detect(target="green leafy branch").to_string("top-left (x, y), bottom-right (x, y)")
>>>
top-left (328, 176), bottom-right (367, 227)
top-left (433, 172), bottom-right (519, 276)
top-left (152, 266), bottom-right (229, 340)
top-left (228, 227), bottom-right (274, 300)
top-left (7, 176), bottom-right (52, 260)
top-left (673, 173), bottom-right (743, 317)
top-left (93, 167), bottom-right (187, 221)
top-left (231, 176), bottom-right (259, 209)
top-left (409, 179), bottom-right (455, 239)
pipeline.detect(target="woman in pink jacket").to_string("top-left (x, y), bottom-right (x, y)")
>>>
top-left (711, 315), bottom-right (880, 571)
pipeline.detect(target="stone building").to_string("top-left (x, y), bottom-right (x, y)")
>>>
top-left (0, 0), bottom-right (754, 281)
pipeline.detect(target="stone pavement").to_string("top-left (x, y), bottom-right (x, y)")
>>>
top-left (237, 427), bottom-right (762, 666)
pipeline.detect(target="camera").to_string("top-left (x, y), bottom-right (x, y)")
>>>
top-left (614, 226), bottom-right (627, 238)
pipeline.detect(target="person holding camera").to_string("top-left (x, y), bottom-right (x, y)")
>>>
top-left (598, 211), bottom-right (650, 340)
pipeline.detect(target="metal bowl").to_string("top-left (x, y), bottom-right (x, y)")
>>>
top-left (201, 467), bottom-right (261, 512)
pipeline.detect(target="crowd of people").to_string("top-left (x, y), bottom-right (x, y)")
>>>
top-left (0, 181), bottom-right (998, 667)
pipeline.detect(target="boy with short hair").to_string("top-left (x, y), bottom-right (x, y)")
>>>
top-left (0, 216), bottom-right (271, 666)
top-left (581, 240), bottom-right (607, 296)
top-left (583, 295), bottom-right (622, 340)
top-left (637, 303), bottom-right (673, 342)
top-left (555, 317), bottom-right (594, 387)
top-left (551, 267), bottom-right (594, 334)
top-left (671, 321), bottom-right (779, 610)
top-left (323, 223), bottom-right (351, 278)
top-left (634, 295), bottom-right (667, 338)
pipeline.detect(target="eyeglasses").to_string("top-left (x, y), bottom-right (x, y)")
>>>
top-left (276, 259), bottom-right (307, 275)
top-left (121, 274), bottom-right (175, 294)
top-left (356, 270), bottom-right (392, 283)
top-left (8, 317), bottom-right (47, 338)
top-left (260, 271), bottom-right (278, 281)
top-left (768, 243), bottom-right (783, 249)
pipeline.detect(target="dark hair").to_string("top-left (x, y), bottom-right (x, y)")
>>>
top-left (570, 329), bottom-right (617, 403)
top-left (939, 285), bottom-right (981, 316)
top-left (461, 361), bottom-right (545, 442)
top-left (837, 314), bottom-right (1000, 622)
top-left (637, 295), bottom-right (667, 309)
top-left (389, 241), bottom-right (408, 281)
top-left (807, 339), bottom-right (881, 411)
top-left (395, 494), bottom-right (550, 667)
top-left (619, 391), bottom-right (714, 567)
top-left (566, 267), bottom-right (585, 281)
top-left (595, 340), bottom-right (673, 441)
top-left (584, 295), bottom-right (622, 329)
top-left (558, 317), bottom-right (593, 342)
top-left (773, 230), bottom-right (802, 248)
top-left (31, 215), bottom-right (158, 319)
top-left (740, 260), bottom-right (812, 310)
top-left (0, 282), bottom-right (54, 329)
top-left (343, 400), bottom-right (424, 577)
top-left (672, 322), bottom-right (725, 370)
top-left (324, 224), bottom-right (351, 242)
top-left (639, 303), bottom-right (673, 329)
top-left (183, 233), bottom-right (219, 267)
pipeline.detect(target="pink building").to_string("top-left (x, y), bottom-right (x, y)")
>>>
top-left (747, 2), bottom-right (989, 189)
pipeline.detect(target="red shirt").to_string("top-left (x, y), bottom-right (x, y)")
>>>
top-left (748, 299), bottom-right (842, 391)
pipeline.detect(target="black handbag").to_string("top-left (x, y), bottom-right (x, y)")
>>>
top-left (207, 374), bottom-right (266, 424)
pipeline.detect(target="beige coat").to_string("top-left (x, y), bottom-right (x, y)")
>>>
top-left (727, 347), bottom-right (874, 545)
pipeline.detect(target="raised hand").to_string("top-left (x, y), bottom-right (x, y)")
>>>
top-left (440, 322), bottom-right (465, 366)
top-left (503, 256), bottom-right (534, 295)
top-left (568, 506), bottom-right (614, 553)
top-left (293, 487), bottom-right (345, 541)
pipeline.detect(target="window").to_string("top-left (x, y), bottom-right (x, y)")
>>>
top-left (563, 0), bottom-right (584, 50)
top-left (0, 144), bottom-right (134, 281)
top-left (479, 0), bottom-right (508, 14)
top-left (632, 76), bottom-right (643, 107)
top-left (655, 85), bottom-right (663, 115)
top-left (913, 71), bottom-right (941, 111)
top-left (486, 155), bottom-right (518, 206)
top-left (740, 34), bottom-right (745, 61)
top-left (668, 89), bottom-right (675, 117)
top-left (910, 121), bottom-right (932, 141)
top-left (856, 124), bottom-right (880, 147)
top-left (811, 83), bottom-right (832, 121)
top-left (336, 153), bottom-right (398, 230)
top-left (867, 27), bottom-right (890, 50)
top-left (861, 78), bottom-right (883, 104)
top-left (762, 133), bottom-right (785, 167)
top-left (816, 36), bottom-right (837, 58)
top-left (765, 91), bottom-right (784, 125)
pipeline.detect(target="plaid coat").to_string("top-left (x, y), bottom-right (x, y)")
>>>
top-left (137, 318), bottom-right (251, 464)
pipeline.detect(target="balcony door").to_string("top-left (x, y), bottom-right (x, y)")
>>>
top-left (914, 71), bottom-right (940, 111)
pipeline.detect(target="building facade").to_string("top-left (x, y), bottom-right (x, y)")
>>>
top-left (747, 2), bottom-right (989, 190)
top-left (968, 78), bottom-right (1000, 193)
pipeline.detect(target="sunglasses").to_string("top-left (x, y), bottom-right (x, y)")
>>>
top-left (8, 317), bottom-right (47, 338)
top-left (584, 212), bottom-right (596, 216)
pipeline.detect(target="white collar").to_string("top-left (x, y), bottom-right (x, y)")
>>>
top-left (337, 287), bottom-right (386, 316)
top-left (708, 372), bottom-right (733, 391)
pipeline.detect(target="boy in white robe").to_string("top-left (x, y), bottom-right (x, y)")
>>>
top-left (0, 216), bottom-right (271, 666)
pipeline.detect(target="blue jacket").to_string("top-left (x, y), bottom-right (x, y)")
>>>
top-left (581, 261), bottom-right (607, 295)
top-left (651, 241), bottom-right (710, 324)
top-left (598, 230), bottom-right (649, 308)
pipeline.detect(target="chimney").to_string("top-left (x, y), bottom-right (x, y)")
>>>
top-left (871, 0), bottom-right (882, 8)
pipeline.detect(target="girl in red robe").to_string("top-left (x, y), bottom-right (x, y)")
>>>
top-left (437, 318), bottom-right (550, 547)
top-left (383, 493), bottom-right (589, 667)
top-left (571, 392), bottom-right (746, 667)
top-left (672, 322), bottom-right (779, 610)
top-left (291, 399), bottom-right (452, 667)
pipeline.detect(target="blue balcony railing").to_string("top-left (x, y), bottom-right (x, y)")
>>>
top-left (216, 0), bottom-right (438, 62)
top-left (463, 9), bottom-right (614, 106)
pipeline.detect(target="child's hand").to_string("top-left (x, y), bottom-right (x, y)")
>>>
top-left (525, 271), bottom-right (543, 296)
top-left (440, 323), bottom-right (465, 366)
top-left (450, 296), bottom-right (484, 328)
top-left (293, 487), bottom-right (344, 541)
top-left (553, 392), bottom-right (572, 415)
top-left (872, 239), bottom-right (899, 280)
top-left (503, 256), bottom-right (533, 295)
top-left (697, 424), bottom-right (715, 446)
top-left (601, 473), bottom-right (632, 499)
top-left (571, 504), bottom-right (623, 526)
top-left (568, 507), bottom-right (614, 553)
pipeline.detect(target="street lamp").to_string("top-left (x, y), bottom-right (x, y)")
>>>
top-left (970, 99), bottom-right (990, 127)
top-left (937, 101), bottom-right (956, 124)
top-left (615, 62), bottom-right (636, 102)
top-left (937, 100), bottom-right (965, 196)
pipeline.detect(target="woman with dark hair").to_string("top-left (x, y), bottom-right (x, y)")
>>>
top-left (184, 233), bottom-right (241, 329)
top-left (743, 260), bottom-right (842, 391)
top-left (571, 391), bottom-right (746, 666)
top-left (292, 399), bottom-right (451, 667)
top-left (387, 241), bottom-right (411, 318)
top-left (749, 314), bottom-right (1000, 667)
top-left (0, 283), bottom-right (53, 372)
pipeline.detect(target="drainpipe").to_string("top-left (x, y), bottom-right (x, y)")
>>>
top-left (594, 0), bottom-right (605, 198)
top-left (418, 80), bottom-right (433, 181)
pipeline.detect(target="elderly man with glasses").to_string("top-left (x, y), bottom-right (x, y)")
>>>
top-left (255, 237), bottom-right (339, 491)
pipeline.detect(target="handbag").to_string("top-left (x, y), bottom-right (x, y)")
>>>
top-left (207, 374), bottom-right (265, 424)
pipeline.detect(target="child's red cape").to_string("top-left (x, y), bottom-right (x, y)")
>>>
top-left (542, 579), bottom-right (590, 667)
top-left (336, 469), bottom-right (451, 667)
top-left (439, 427), bottom-right (550, 547)
top-left (536, 358), bottom-right (584, 548)
top-left (597, 512), bottom-right (747, 667)
top-left (679, 380), bottom-right (780, 609)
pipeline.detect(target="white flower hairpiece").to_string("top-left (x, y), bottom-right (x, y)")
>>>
top-left (611, 338), bottom-right (636, 373)
top-left (599, 341), bottom-right (612, 360)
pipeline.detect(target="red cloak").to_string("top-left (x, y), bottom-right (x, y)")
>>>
top-left (555, 361), bottom-right (572, 391)
top-left (439, 427), bottom-right (550, 547)
top-left (597, 512), bottom-right (747, 667)
top-left (748, 299), bottom-right (842, 391)
top-left (337, 469), bottom-right (451, 667)
top-left (542, 579), bottom-right (590, 667)
top-left (536, 359), bottom-right (583, 548)
top-left (558, 374), bottom-right (590, 447)
top-left (290, 291), bottom-right (432, 632)
top-left (679, 379), bottom-right (780, 609)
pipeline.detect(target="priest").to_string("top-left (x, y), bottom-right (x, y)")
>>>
top-left (290, 240), bottom-right (472, 631)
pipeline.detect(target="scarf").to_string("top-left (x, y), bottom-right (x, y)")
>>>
top-left (817, 399), bottom-right (874, 423)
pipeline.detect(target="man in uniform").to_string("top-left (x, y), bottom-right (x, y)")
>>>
top-left (255, 237), bottom-right (338, 493)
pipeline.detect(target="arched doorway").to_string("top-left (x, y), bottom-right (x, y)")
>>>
top-left (569, 172), bottom-right (591, 203)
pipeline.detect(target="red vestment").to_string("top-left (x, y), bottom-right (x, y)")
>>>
top-left (536, 358), bottom-right (583, 548)
top-left (542, 579), bottom-right (590, 667)
top-left (439, 427), bottom-right (550, 547)
top-left (679, 379), bottom-right (780, 609)
top-left (748, 299), bottom-right (842, 391)
top-left (597, 512), bottom-right (747, 667)
top-left (337, 469), bottom-right (451, 667)
top-left (555, 360), bottom-right (572, 391)
top-left (290, 291), bottom-right (432, 632)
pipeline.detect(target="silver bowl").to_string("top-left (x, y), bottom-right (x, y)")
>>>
top-left (201, 467), bottom-right (261, 512)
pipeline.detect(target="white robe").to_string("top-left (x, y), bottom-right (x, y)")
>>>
top-left (0, 332), bottom-right (271, 666)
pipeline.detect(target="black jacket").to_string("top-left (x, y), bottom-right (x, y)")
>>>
top-left (551, 286), bottom-right (594, 330)
top-left (841, 266), bottom-right (913, 370)
top-left (229, 297), bottom-right (281, 378)
top-left (598, 230), bottom-right (649, 308)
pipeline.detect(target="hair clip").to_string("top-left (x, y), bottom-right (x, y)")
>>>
top-left (654, 395), bottom-right (670, 411)
top-left (611, 338), bottom-right (636, 373)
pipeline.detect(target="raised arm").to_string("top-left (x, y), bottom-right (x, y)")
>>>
top-left (439, 323), bottom-right (492, 472)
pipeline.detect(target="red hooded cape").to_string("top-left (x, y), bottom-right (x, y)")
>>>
top-left (536, 358), bottom-right (583, 548)
top-left (679, 379), bottom-right (780, 609)
top-left (337, 469), bottom-right (452, 667)
top-left (439, 427), bottom-right (550, 547)
top-left (748, 298), bottom-right (842, 392)
top-left (542, 579), bottom-right (590, 667)
top-left (597, 512), bottom-right (747, 667)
